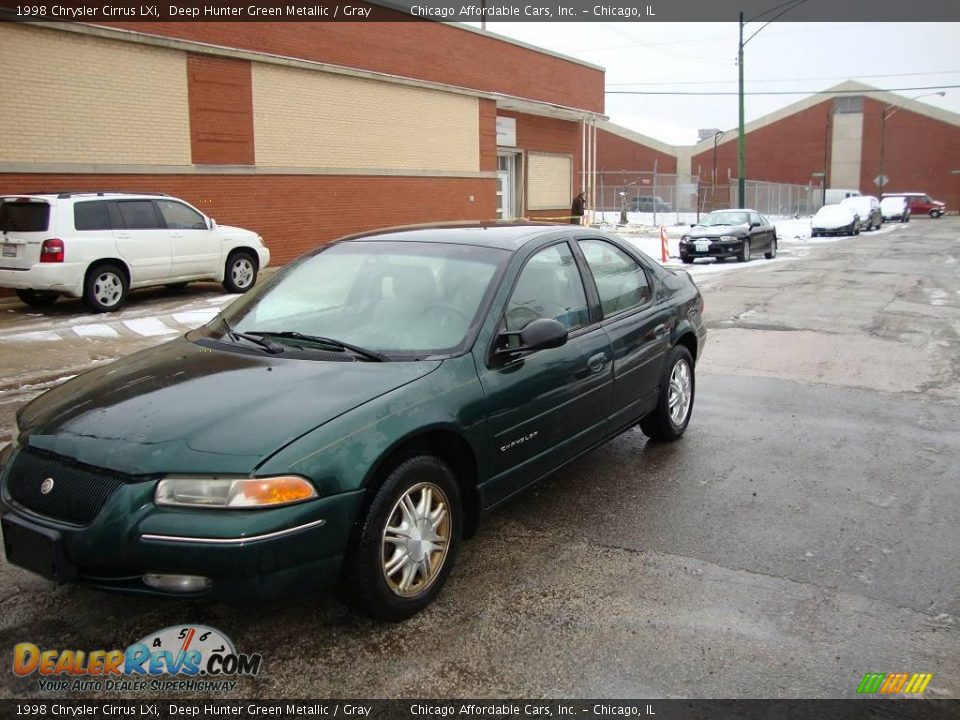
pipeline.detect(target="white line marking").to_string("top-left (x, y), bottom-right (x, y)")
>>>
top-left (171, 310), bottom-right (218, 326)
top-left (122, 318), bottom-right (178, 337)
top-left (6, 330), bottom-right (61, 342)
top-left (72, 323), bottom-right (120, 338)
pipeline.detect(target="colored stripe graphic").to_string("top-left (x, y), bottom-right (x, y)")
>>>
top-left (857, 673), bottom-right (885, 693)
top-left (884, 673), bottom-right (909, 693)
top-left (857, 672), bottom-right (933, 694)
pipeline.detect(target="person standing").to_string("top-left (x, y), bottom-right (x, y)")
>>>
top-left (570, 190), bottom-right (586, 225)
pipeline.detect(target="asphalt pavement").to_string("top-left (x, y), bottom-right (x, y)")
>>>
top-left (0, 218), bottom-right (957, 699)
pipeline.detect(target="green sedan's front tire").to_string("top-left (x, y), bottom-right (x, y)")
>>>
top-left (341, 455), bottom-right (462, 622)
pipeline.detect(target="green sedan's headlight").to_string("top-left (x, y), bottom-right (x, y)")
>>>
top-left (720, 235), bottom-right (739, 242)
top-left (155, 476), bottom-right (317, 509)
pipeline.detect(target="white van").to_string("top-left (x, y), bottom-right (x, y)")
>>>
top-left (824, 188), bottom-right (862, 205)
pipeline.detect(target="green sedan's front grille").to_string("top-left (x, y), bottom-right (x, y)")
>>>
top-left (5, 449), bottom-right (127, 525)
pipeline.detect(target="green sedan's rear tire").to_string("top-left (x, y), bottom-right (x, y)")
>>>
top-left (640, 344), bottom-right (695, 442)
top-left (342, 455), bottom-right (462, 622)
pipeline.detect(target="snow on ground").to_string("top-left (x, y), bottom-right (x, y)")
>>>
top-left (0, 291), bottom-right (236, 343)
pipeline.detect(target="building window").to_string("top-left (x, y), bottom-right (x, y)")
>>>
top-left (833, 96), bottom-right (864, 114)
top-left (527, 152), bottom-right (572, 210)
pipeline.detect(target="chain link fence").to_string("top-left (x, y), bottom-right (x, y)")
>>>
top-left (596, 171), bottom-right (825, 223)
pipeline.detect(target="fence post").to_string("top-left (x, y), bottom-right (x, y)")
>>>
top-left (652, 159), bottom-right (658, 228)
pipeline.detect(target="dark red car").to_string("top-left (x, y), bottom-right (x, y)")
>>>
top-left (882, 193), bottom-right (946, 218)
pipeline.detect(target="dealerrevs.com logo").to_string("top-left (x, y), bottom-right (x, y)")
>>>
top-left (13, 625), bottom-right (262, 693)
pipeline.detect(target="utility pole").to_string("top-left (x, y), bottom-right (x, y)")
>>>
top-left (737, 12), bottom-right (745, 209)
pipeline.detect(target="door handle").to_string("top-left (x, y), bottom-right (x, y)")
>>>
top-left (587, 352), bottom-right (608, 373)
top-left (116, 233), bottom-right (131, 239)
top-left (171, 232), bottom-right (183, 238)
top-left (646, 323), bottom-right (670, 340)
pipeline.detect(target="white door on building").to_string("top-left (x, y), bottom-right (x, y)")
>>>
top-left (497, 153), bottom-right (520, 220)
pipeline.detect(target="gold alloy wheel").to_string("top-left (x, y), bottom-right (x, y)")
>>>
top-left (380, 482), bottom-right (451, 597)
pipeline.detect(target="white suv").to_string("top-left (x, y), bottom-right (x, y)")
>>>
top-left (0, 192), bottom-right (270, 312)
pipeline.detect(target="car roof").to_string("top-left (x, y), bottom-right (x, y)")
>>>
top-left (0, 191), bottom-right (170, 201)
top-left (707, 208), bottom-right (761, 214)
top-left (341, 222), bottom-right (579, 251)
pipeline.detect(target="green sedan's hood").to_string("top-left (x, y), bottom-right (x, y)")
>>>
top-left (17, 338), bottom-right (440, 476)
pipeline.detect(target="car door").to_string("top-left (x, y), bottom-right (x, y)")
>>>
top-left (749, 212), bottom-right (771, 251)
top-left (113, 199), bottom-right (171, 283)
top-left (578, 237), bottom-right (672, 433)
top-left (476, 240), bottom-right (613, 507)
top-left (155, 199), bottom-right (218, 279)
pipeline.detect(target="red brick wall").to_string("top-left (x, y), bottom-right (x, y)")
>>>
top-left (96, 20), bottom-right (605, 115)
top-left (860, 98), bottom-right (960, 207)
top-left (498, 111), bottom-right (581, 219)
top-left (0, 175), bottom-right (496, 265)
top-left (596, 129), bottom-right (677, 173)
top-left (692, 100), bottom-right (834, 186)
top-left (187, 54), bottom-right (255, 165)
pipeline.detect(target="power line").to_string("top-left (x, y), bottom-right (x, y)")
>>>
top-left (606, 84), bottom-right (960, 96)
top-left (606, 71), bottom-right (960, 87)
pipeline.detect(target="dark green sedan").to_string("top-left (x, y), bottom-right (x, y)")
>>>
top-left (0, 224), bottom-right (705, 621)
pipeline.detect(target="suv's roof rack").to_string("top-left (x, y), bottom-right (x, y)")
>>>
top-left (2, 191), bottom-right (171, 199)
top-left (55, 191), bottom-right (171, 199)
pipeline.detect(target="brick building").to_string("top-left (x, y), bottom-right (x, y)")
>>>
top-left (686, 81), bottom-right (960, 209)
top-left (0, 19), bottom-right (609, 265)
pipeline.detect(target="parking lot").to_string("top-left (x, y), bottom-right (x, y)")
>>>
top-left (1, 218), bottom-right (958, 699)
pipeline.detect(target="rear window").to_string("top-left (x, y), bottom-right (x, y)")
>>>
top-left (0, 201), bottom-right (50, 232)
top-left (74, 201), bottom-right (112, 231)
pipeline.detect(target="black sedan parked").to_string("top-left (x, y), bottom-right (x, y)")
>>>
top-left (680, 209), bottom-right (778, 264)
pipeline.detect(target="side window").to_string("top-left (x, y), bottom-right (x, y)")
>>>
top-left (74, 201), bottom-right (112, 231)
top-left (750, 212), bottom-right (762, 226)
top-left (505, 243), bottom-right (588, 332)
top-left (116, 200), bottom-right (163, 230)
top-left (156, 200), bottom-right (207, 230)
top-left (579, 239), bottom-right (651, 318)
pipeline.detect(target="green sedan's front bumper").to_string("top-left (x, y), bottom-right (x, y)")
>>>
top-left (0, 453), bottom-right (365, 601)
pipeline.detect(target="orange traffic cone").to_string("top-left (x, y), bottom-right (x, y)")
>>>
top-left (660, 226), bottom-right (669, 263)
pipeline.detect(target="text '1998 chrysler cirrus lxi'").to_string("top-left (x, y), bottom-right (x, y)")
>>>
top-left (0, 223), bottom-right (705, 621)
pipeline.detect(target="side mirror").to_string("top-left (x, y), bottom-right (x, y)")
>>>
top-left (749, 221), bottom-right (760, 229)
top-left (495, 318), bottom-right (568, 360)
top-left (209, 217), bottom-right (218, 230)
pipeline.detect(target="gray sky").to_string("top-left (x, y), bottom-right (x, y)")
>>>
top-left (467, 22), bottom-right (960, 145)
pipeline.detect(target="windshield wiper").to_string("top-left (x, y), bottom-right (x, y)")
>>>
top-left (220, 319), bottom-right (285, 354)
top-left (247, 331), bottom-right (388, 362)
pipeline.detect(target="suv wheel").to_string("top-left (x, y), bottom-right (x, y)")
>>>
top-left (342, 455), bottom-right (462, 621)
top-left (930, 209), bottom-right (942, 219)
top-left (15, 289), bottom-right (58, 308)
top-left (223, 251), bottom-right (258, 293)
top-left (640, 344), bottom-right (695, 442)
top-left (85, 263), bottom-right (128, 313)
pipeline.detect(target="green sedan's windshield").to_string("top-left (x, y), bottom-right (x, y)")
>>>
top-left (221, 241), bottom-right (508, 358)
top-left (698, 211), bottom-right (749, 227)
